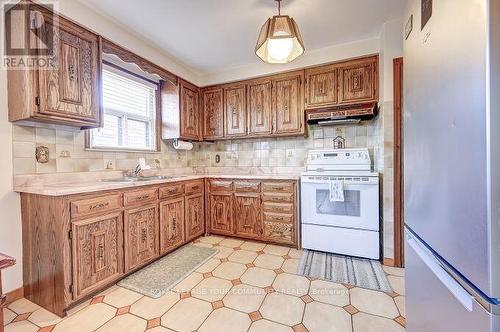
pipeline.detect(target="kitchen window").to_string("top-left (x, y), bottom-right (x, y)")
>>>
top-left (88, 63), bottom-right (160, 152)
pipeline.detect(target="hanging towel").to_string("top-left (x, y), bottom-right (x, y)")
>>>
top-left (329, 180), bottom-right (345, 202)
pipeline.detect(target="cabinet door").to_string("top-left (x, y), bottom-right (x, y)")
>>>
top-left (124, 205), bottom-right (158, 272)
top-left (209, 193), bottom-right (233, 235)
top-left (180, 80), bottom-right (201, 140)
top-left (202, 87), bottom-right (224, 140)
top-left (305, 65), bottom-right (338, 109)
top-left (185, 194), bottom-right (205, 242)
top-left (72, 213), bottom-right (123, 298)
top-left (233, 194), bottom-right (261, 239)
top-left (224, 85), bottom-right (247, 137)
top-left (272, 72), bottom-right (304, 135)
top-left (338, 57), bottom-right (377, 104)
top-left (159, 198), bottom-right (185, 254)
top-left (248, 80), bottom-right (272, 136)
top-left (37, 10), bottom-right (101, 126)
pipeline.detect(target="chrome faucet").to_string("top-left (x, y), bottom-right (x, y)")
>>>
top-left (133, 164), bottom-right (142, 177)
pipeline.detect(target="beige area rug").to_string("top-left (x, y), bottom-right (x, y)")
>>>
top-left (118, 245), bottom-right (218, 298)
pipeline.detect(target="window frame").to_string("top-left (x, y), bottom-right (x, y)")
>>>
top-left (85, 61), bottom-right (162, 153)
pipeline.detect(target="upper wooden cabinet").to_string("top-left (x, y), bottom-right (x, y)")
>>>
top-left (338, 56), bottom-right (378, 104)
top-left (224, 84), bottom-right (247, 137)
top-left (272, 71), bottom-right (305, 135)
top-left (247, 79), bottom-right (272, 136)
top-left (180, 80), bottom-right (201, 140)
top-left (305, 55), bottom-right (378, 110)
top-left (305, 64), bottom-right (338, 109)
top-left (7, 3), bottom-right (101, 128)
top-left (202, 87), bottom-right (224, 140)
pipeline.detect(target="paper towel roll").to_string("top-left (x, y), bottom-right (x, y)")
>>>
top-left (173, 140), bottom-right (193, 150)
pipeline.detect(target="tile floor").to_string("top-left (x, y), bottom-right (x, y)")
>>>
top-left (3, 235), bottom-right (406, 332)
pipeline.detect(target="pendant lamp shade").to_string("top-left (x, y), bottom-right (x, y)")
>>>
top-left (255, 13), bottom-right (305, 63)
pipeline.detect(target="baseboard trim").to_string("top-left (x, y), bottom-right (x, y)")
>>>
top-left (383, 258), bottom-right (395, 267)
top-left (4, 287), bottom-right (23, 305)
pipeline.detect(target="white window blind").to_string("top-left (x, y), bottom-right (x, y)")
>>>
top-left (90, 64), bottom-right (158, 151)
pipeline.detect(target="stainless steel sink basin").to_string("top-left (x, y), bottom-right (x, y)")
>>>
top-left (101, 175), bottom-right (187, 183)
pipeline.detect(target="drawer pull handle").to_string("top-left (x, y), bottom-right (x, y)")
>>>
top-left (167, 189), bottom-right (178, 194)
top-left (272, 186), bottom-right (285, 190)
top-left (190, 186), bottom-right (200, 191)
top-left (141, 228), bottom-right (147, 242)
top-left (136, 194), bottom-right (150, 200)
top-left (89, 202), bottom-right (109, 211)
top-left (273, 216), bottom-right (284, 221)
top-left (97, 243), bottom-right (104, 259)
top-left (272, 197), bottom-right (282, 201)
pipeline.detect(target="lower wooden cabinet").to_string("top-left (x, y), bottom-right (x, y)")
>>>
top-left (209, 193), bottom-right (233, 235)
top-left (233, 193), bottom-right (261, 239)
top-left (72, 212), bottom-right (124, 299)
top-left (124, 205), bottom-right (158, 272)
top-left (159, 197), bottom-right (185, 254)
top-left (206, 179), bottom-right (298, 247)
top-left (185, 193), bottom-right (205, 242)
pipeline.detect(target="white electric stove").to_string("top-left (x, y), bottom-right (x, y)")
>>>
top-left (300, 148), bottom-right (380, 259)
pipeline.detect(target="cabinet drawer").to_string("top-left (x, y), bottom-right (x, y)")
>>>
top-left (263, 221), bottom-right (294, 245)
top-left (209, 180), bottom-right (233, 191)
top-left (262, 193), bottom-right (294, 203)
top-left (71, 194), bottom-right (122, 219)
top-left (263, 202), bottom-right (294, 214)
top-left (124, 188), bottom-right (157, 206)
top-left (234, 181), bottom-right (261, 192)
top-left (159, 183), bottom-right (185, 199)
top-left (185, 180), bottom-right (203, 195)
top-left (263, 212), bottom-right (293, 224)
top-left (262, 182), bottom-right (294, 193)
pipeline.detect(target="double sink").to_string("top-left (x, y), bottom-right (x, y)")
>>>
top-left (101, 175), bottom-right (187, 183)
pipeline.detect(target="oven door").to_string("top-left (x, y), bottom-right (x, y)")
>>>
top-left (300, 175), bottom-right (379, 231)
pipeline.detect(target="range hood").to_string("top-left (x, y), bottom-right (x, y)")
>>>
top-left (306, 102), bottom-right (378, 126)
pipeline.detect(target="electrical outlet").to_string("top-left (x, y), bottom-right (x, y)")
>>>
top-left (286, 149), bottom-right (294, 158)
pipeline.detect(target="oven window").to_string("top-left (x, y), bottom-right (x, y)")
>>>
top-left (316, 189), bottom-right (361, 217)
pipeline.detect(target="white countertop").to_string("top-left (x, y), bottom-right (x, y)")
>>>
top-left (14, 174), bottom-right (300, 196)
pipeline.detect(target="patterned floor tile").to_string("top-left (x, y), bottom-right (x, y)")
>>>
top-left (223, 283), bottom-right (266, 313)
top-left (240, 241), bottom-right (267, 252)
top-left (303, 301), bottom-right (352, 332)
top-left (8, 298), bottom-right (40, 314)
top-left (192, 277), bottom-right (232, 302)
top-left (130, 291), bottom-right (180, 319)
top-left (161, 297), bottom-right (213, 331)
top-left (272, 273), bottom-right (310, 297)
top-left (95, 313), bottom-right (146, 331)
top-left (308, 280), bottom-right (350, 307)
top-left (171, 272), bottom-right (204, 292)
top-left (228, 249), bottom-right (258, 264)
top-left (263, 244), bottom-right (291, 256)
top-left (281, 258), bottom-right (300, 274)
top-left (4, 320), bottom-right (39, 332)
top-left (249, 319), bottom-right (294, 332)
top-left (196, 258), bottom-right (221, 273)
top-left (199, 307), bottom-right (251, 332)
top-left (103, 286), bottom-right (143, 308)
top-left (28, 307), bottom-right (62, 327)
top-left (387, 275), bottom-right (405, 296)
top-left (260, 292), bottom-right (305, 326)
top-left (352, 312), bottom-right (405, 332)
top-left (241, 267), bottom-right (277, 288)
top-left (212, 261), bottom-right (247, 280)
top-left (52, 303), bottom-right (116, 332)
top-left (350, 287), bottom-right (399, 319)
top-left (254, 253), bottom-right (285, 270)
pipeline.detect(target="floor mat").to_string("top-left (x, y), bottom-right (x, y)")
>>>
top-left (118, 245), bottom-right (218, 298)
top-left (297, 249), bottom-right (392, 293)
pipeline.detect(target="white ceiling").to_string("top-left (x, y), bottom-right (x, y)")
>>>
top-left (80, 0), bottom-right (405, 75)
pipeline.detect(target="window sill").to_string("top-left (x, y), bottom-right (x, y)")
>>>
top-left (85, 147), bottom-right (161, 154)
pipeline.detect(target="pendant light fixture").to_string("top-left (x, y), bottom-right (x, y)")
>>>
top-left (255, 0), bottom-right (305, 64)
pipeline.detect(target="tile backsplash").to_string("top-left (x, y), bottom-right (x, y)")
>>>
top-left (12, 121), bottom-right (383, 175)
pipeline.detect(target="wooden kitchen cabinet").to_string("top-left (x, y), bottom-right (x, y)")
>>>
top-left (247, 79), bottom-right (272, 136)
top-left (224, 84), bottom-right (247, 137)
top-left (180, 80), bottom-right (201, 140)
top-left (305, 64), bottom-right (338, 109)
top-left (72, 212), bottom-right (123, 299)
top-left (159, 197), bottom-right (185, 254)
top-left (272, 71), bottom-right (305, 135)
top-left (233, 193), bottom-right (262, 239)
top-left (338, 56), bottom-right (378, 104)
top-left (209, 193), bottom-right (233, 235)
top-left (202, 87), bottom-right (224, 140)
top-left (185, 193), bottom-right (205, 242)
top-left (124, 205), bottom-right (158, 272)
top-left (206, 179), bottom-right (298, 246)
top-left (7, 3), bottom-right (102, 128)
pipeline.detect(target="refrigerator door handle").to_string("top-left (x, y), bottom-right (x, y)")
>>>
top-left (407, 236), bottom-right (474, 312)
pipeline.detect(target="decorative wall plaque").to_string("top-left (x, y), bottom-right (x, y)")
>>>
top-left (333, 136), bottom-right (346, 149)
top-left (35, 146), bottom-right (50, 163)
top-left (421, 0), bottom-right (432, 30)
